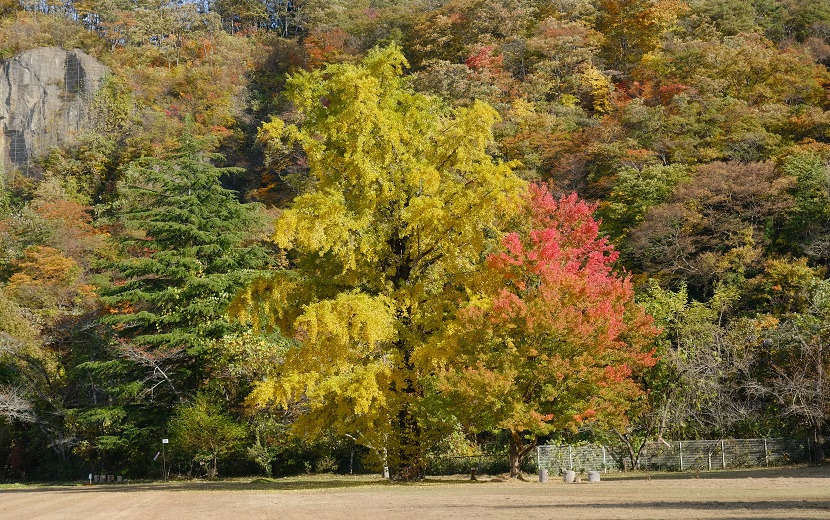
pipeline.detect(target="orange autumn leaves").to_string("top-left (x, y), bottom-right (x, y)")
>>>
top-left (437, 184), bottom-right (658, 437)
top-left (3, 197), bottom-right (104, 317)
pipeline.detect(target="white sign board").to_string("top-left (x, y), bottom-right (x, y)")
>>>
top-left (162, 439), bottom-right (169, 444)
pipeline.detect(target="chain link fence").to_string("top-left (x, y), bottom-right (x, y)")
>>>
top-left (424, 438), bottom-right (814, 476)
top-left (537, 438), bottom-right (813, 474)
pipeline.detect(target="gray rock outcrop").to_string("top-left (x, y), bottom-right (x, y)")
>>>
top-left (0, 47), bottom-right (108, 177)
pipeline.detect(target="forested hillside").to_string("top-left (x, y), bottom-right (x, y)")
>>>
top-left (1, 0), bottom-right (829, 481)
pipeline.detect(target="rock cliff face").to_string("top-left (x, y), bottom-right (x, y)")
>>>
top-left (0, 47), bottom-right (108, 176)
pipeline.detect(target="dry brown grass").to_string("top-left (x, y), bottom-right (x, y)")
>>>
top-left (2, 465), bottom-right (829, 519)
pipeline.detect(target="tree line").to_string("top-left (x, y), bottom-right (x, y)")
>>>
top-left (1, 0), bottom-right (830, 480)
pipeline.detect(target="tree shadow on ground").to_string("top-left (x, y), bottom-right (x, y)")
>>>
top-left (0, 477), bottom-right (393, 493)
top-left (476, 499), bottom-right (830, 518)
top-left (0, 474), bottom-right (505, 493)
top-left (2, 463), bottom-right (828, 493)
top-left (600, 463), bottom-right (830, 481)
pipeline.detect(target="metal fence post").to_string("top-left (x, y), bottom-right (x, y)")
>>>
top-left (568, 445), bottom-right (573, 470)
top-left (602, 445), bottom-right (607, 473)
top-left (721, 439), bottom-right (726, 469)
top-left (679, 441), bottom-right (683, 471)
top-left (536, 446), bottom-right (541, 474)
top-left (764, 438), bottom-right (768, 466)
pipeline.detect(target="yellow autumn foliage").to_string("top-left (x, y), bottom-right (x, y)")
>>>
top-left (232, 45), bottom-right (525, 461)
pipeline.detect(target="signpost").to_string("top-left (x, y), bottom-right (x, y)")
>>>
top-left (162, 439), bottom-right (169, 482)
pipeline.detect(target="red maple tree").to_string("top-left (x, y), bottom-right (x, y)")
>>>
top-left (436, 184), bottom-right (658, 476)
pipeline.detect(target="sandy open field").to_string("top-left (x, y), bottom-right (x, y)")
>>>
top-left (1, 466), bottom-right (828, 520)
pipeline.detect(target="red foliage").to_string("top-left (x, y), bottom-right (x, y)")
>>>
top-left (464, 45), bottom-right (504, 71)
top-left (488, 185), bottom-right (657, 349)
top-left (656, 82), bottom-right (692, 104)
top-left (303, 28), bottom-right (351, 68)
top-left (447, 183), bottom-right (658, 436)
top-left (488, 185), bottom-right (620, 315)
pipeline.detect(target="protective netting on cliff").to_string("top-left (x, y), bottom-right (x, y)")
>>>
top-left (3, 50), bottom-right (107, 175)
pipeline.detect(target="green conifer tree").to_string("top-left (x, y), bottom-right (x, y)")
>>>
top-left (100, 130), bottom-right (270, 402)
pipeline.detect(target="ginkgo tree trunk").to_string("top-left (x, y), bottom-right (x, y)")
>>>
top-left (231, 45), bottom-right (524, 479)
top-left (430, 185), bottom-right (659, 477)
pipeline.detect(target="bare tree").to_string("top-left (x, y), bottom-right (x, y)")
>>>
top-left (751, 312), bottom-right (830, 460)
top-left (114, 339), bottom-right (186, 400)
top-left (0, 385), bottom-right (35, 423)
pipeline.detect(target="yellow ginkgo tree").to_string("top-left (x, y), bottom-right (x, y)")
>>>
top-left (231, 45), bottom-right (524, 479)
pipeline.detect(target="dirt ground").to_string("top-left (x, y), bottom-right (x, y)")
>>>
top-left (1, 465), bottom-right (828, 520)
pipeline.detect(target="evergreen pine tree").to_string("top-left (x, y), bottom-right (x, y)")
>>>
top-left (100, 130), bottom-right (270, 401)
